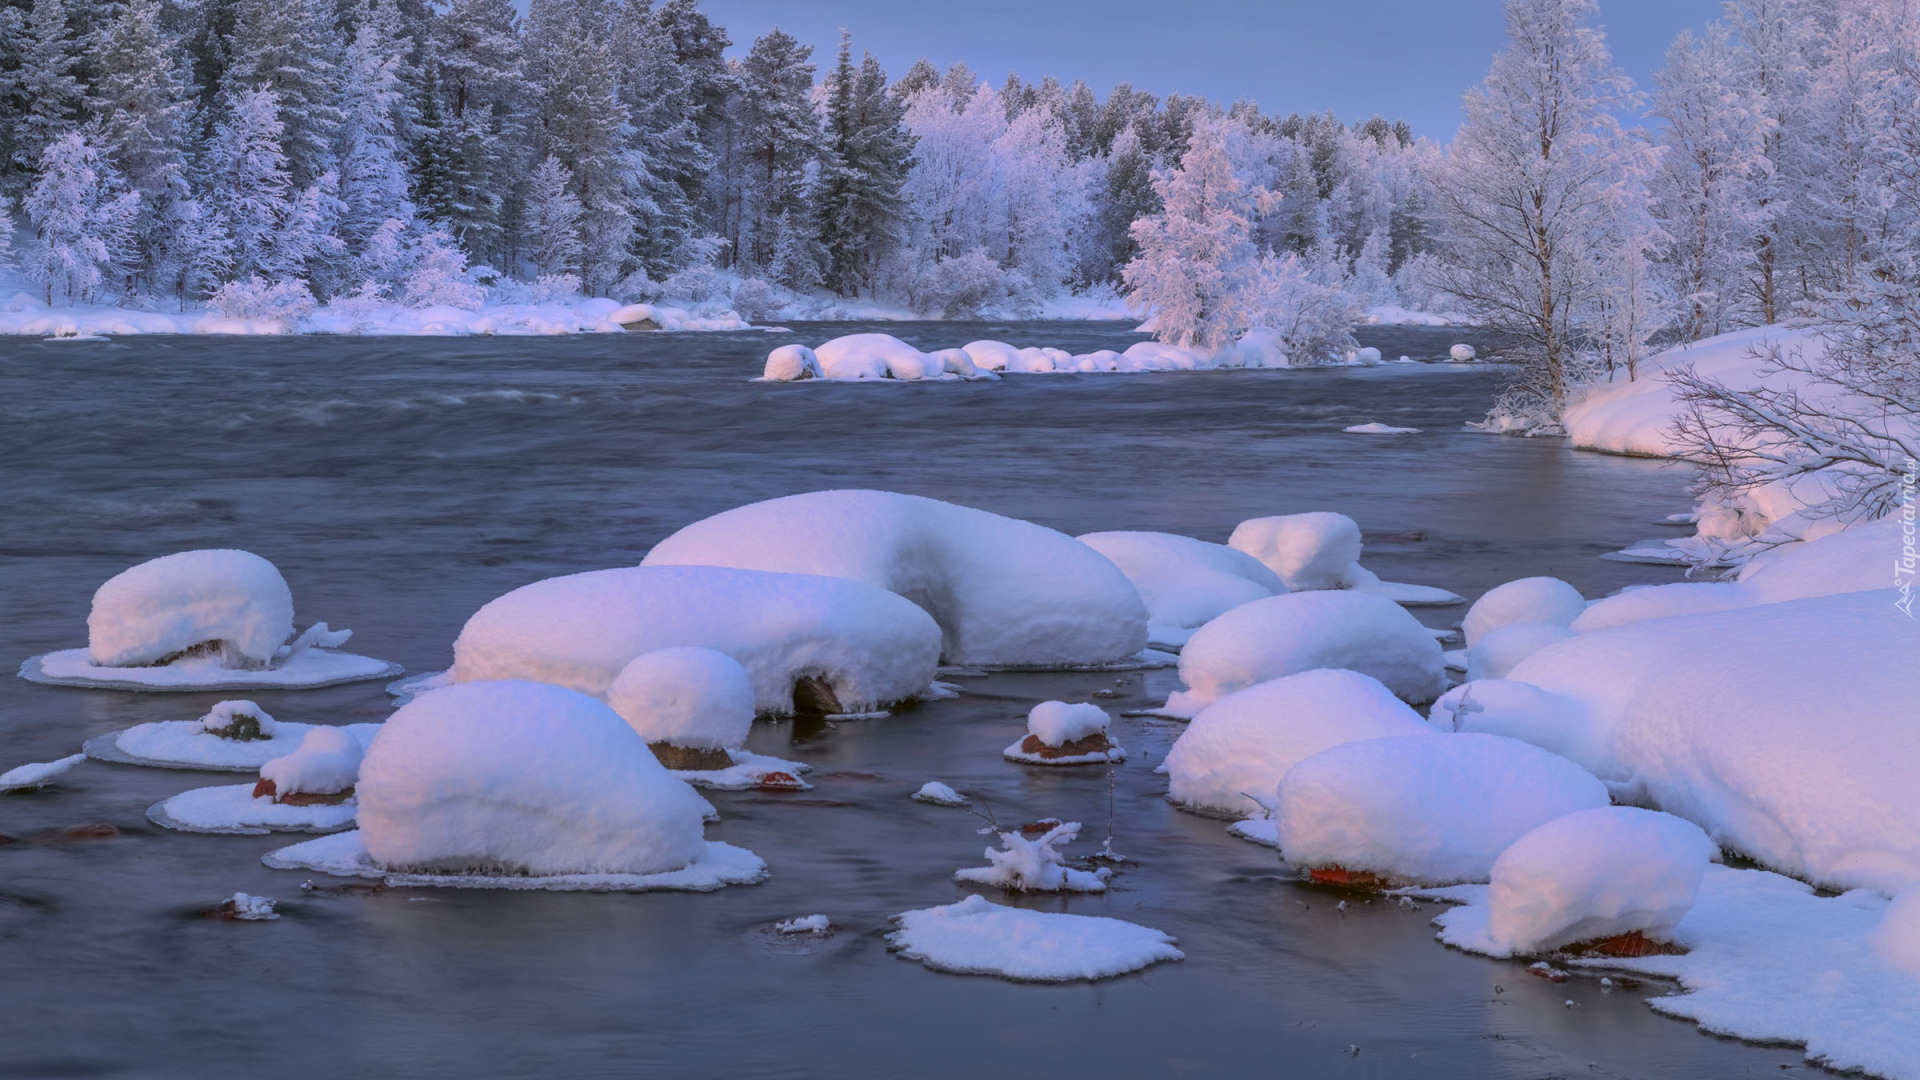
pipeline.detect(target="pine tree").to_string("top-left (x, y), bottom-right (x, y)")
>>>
top-left (1122, 114), bottom-right (1263, 351)
top-left (816, 35), bottom-right (914, 297)
top-left (650, 0), bottom-right (731, 236)
top-left (88, 0), bottom-right (197, 294)
top-left (203, 86), bottom-right (294, 282)
top-left (524, 0), bottom-right (634, 292)
top-left (24, 131), bottom-right (141, 304)
top-left (1084, 121), bottom-right (1159, 285)
top-left (336, 0), bottom-right (418, 279)
top-left (735, 28), bottom-right (817, 270)
top-left (225, 0), bottom-right (343, 188)
top-left (10, 0), bottom-right (85, 193)
top-left (612, 0), bottom-right (708, 278)
top-left (431, 0), bottom-right (520, 262)
top-left (523, 153), bottom-right (584, 278)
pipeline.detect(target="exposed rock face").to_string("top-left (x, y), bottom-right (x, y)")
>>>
top-left (251, 778), bottom-right (355, 805)
top-left (647, 743), bottom-right (735, 772)
top-left (1017, 733), bottom-right (1114, 760)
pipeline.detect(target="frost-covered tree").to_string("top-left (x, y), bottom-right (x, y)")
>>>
top-left (523, 154), bottom-right (584, 277)
top-left (88, 0), bottom-right (202, 297)
top-left (429, 0), bottom-right (521, 261)
top-left (1724, 0), bottom-right (1814, 324)
top-left (336, 0), bottom-right (418, 276)
top-left (734, 28), bottom-right (817, 270)
top-left (23, 131), bottom-right (140, 303)
top-left (1428, 0), bottom-right (1646, 422)
top-left (202, 86), bottom-right (292, 282)
top-left (225, 0), bottom-right (344, 188)
top-left (612, 0), bottom-right (710, 278)
top-left (816, 35), bottom-right (913, 297)
top-left (1123, 114), bottom-right (1264, 351)
top-left (524, 0), bottom-right (634, 292)
top-left (9, 0), bottom-right (85, 191)
top-left (1650, 24), bottom-right (1772, 340)
top-left (1080, 121), bottom-right (1158, 286)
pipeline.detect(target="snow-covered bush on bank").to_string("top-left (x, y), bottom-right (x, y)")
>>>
top-left (640, 491), bottom-right (1150, 668)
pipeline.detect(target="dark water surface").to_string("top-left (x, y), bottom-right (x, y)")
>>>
top-left (0, 323), bottom-right (1801, 1079)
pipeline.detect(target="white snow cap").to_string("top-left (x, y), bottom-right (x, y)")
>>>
top-left (1487, 807), bottom-right (1716, 956)
top-left (762, 344), bottom-right (821, 381)
top-left (812, 333), bottom-right (938, 380)
top-left (259, 725), bottom-right (363, 797)
top-left (1873, 884), bottom-right (1920, 976)
top-left (888, 894), bottom-right (1182, 982)
top-left (1227, 512), bottom-right (1362, 591)
top-left (1076, 530), bottom-right (1286, 641)
top-left (959, 340), bottom-right (1021, 371)
top-left (1466, 621), bottom-right (1576, 681)
top-left (1506, 589), bottom-right (1920, 894)
top-left (1163, 590), bottom-right (1447, 716)
top-left (1462, 577), bottom-right (1586, 647)
top-left (641, 490), bottom-right (1149, 668)
top-left (1164, 669), bottom-right (1435, 816)
top-left (199, 700), bottom-right (277, 738)
top-left (1450, 344), bottom-right (1477, 361)
top-left (1025, 701), bottom-right (1111, 747)
top-left (357, 680), bottom-right (711, 876)
top-left (606, 646), bottom-right (755, 750)
top-left (1274, 732), bottom-right (1609, 885)
top-left (451, 565), bottom-right (942, 716)
top-left (88, 550), bottom-right (295, 668)
top-left (0, 753), bottom-right (86, 791)
top-left (912, 781), bottom-right (968, 807)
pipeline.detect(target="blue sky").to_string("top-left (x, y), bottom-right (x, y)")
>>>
top-left (696, 0), bottom-right (1730, 138)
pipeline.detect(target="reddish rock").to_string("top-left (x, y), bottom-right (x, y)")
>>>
top-left (756, 771), bottom-right (806, 791)
top-left (1562, 930), bottom-right (1684, 958)
top-left (648, 743), bottom-right (735, 772)
top-left (1017, 732), bottom-right (1113, 760)
top-left (1307, 866), bottom-right (1385, 889)
top-left (250, 778), bottom-right (353, 805)
top-left (48, 823), bottom-right (120, 842)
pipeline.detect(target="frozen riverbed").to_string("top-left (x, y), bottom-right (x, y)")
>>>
top-left (0, 322), bottom-right (1811, 1077)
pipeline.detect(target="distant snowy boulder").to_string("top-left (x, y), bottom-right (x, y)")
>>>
top-left (1450, 344), bottom-right (1477, 362)
top-left (641, 491), bottom-right (1149, 668)
top-left (606, 647), bottom-right (755, 763)
top-left (1076, 530), bottom-right (1286, 646)
top-left (815, 333), bottom-right (938, 380)
top-left (1463, 576), bottom-right (1586, 647)
top-left (87, 550), bottom-right (295, 668)
top-left (1164, 669), bottom-right (1434, 816)
top-left (762, 344), bottom-right (822, 381)
top-left (1273, 732), bottom-right (1609, 886)
top-left (1228, 512), bottom-right (1362, 591)
top-left (451, 565), bottom-right (942, 716)
top-left (1466, 621), bottom-right (1576, 681)
top-left (960, 339), bottom-right (1020, 371)
top-left (1483, 807), bottom-right (1715, 956)
top-left (1160, 590), bottom-right (1447, 717)
top-left (357, 679), bottom-right (714, 876)
top-left (1121, 341), bottom-right (1209, 371)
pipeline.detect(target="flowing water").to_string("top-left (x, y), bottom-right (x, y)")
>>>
top-left (0, 323), bottom-right (1805, 1079)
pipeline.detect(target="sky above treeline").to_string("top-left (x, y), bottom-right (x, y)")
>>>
top-left (697, 0), bottom-right (1730, 137)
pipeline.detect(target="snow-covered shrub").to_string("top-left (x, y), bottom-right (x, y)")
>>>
top-left (1251, 242), bottom-right (1363, 366)
top-left (403, 229), bottom-right (484, 310)
top-left (207, 277), bottom-right (318, 324)
top-left (912, 249), bottom-right (1010, 318)
top-left (356, 679), bottom-right (712, 876)
top-left (1486, 807), bottom-right (1714, 955)
top-left (1164, 669), bottom-right (1434, 816)
top-left (730, 277), bottom-right (781, 321)
top-left (661, 262), bottom-right (723, 303)
top-left (88, 550), bottom-right (295, 668)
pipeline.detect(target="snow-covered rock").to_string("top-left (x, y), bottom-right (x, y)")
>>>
top-left (762, 344), bottom-right (822, 381)
top-left (151, 782), bottom-right (359, 835)
top-left (812, 333), bottom-right (943, 380)
top-left (1004, 701), bottom-right (1123, 765)
top-left (1466, 621), bottom-right (1576, 681)
top-left (451, 565), bottom-right (942, 715)
top-left (1426, 679), bottom-right (1603, 770)
top-left (198, 700), bottom-right (276, 740)
top-left (1480, 807), bottom-right (1716, 956)
top-left (641, 491), bottom-right (1149, 668)
top-left (1874, 884), bottom-right (1920, 976)
top-left (912, 781), bottom-right (968, 807)
top-left (92, 718), bottom-right (381, 772)
top-left (954, 820), bottom-right (1111, 893)
top-left (773, 914), bottom-right (833, 935)
top-left (1164, 669), bottom-right (1434, 816)
top-left (1076, 530), bottom-right (1285, 646)
top-left (1505, 589), bottom-right (1920, 894)
top-left (1273, 732), bottom-right (1610, 885)
top-left (960, 339), bottom-right (1021, 371)
top-left (1462, 576), bottom-right (1586, 647)
top-left (259, 725), bottom-right (363, 798)
top-left (0, 753), bottom-right (85, 792)
top-left (1228, 512), bottom-right (1362, 591)
top-left (888, 894), bottom-right (1183, 982)
top-left (356, 680), bottom-right (719, 877)
top-left (1450, 344), bottom-right (1477, 361)
top-left (1344, 422), bottom-right (1420, 434)
top-left (1159, 590), bottom-right (1447, 717)
top-left (605, 646), bottom-right (754, 751)
top-left (87, 549), bottom-right (294, 668)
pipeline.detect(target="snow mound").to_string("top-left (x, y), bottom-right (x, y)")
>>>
top-left (606, 647), bottom-right (755, 751)
top-left (91, 719), bottom-right (382, 772)
top-left (912, 781), bottom-right (968, 806)
top-left (151, 782), bottom-right (358, 835)
top-left (1476, 807), bottom-right (1716, 956)
top-left (1569, 583), bottom-right (1757, 633)
top-left (641, 490), bottom-right (1149, 668)
top-left (808, 333), bottom-right (957, 380)
top-left (1164, 669), bottom-right (1434, 816)
top-left (259, 725), bottom-right (363, 798)
top-left (1228, 512), bottom-right (1362, 591)
top-left (451, 565), bottom-right (943, 716)
top-left (762, 344), bottom-right (822, 381)
top-left (1466, 622), bottom-right (1576, 681)
top-left (1159, 590), bottom-right (1447, 717)
top-left (87, 549), bottom-right (294, 668)
top-left (1506, 589), bottom-right (1920, 894)
top-left (1427, 680), bottom-right (1603, 769)
top-left (0, 753), bottom-right (85, 792)
top-left (265, 829), bottom-right (765, 892)
top-left (356, 680), bottom-right (721, 877)
top-left (667, 749), bottom-right (812, 792)
top-left (22, 646), bottom-right (400, 691)
top-left (1005, 701), bottom-right (1123, 765)
top-left (774, 914), bottom-right (832, 935)
top-left (888, 894), bottom-right (1182, 982)
top-left (1344, 422), bottom-right (1421, 434)
top-left (959, 340), bottom-right (1020, 371)
top-left (222, 893), bottom-right (278, 920)
top-left (1076, 530), bottom-right (1285, 646)
top-left (954, 820), bottom-right (1111, 893)
top-left (1274, 733), bottom-right (1609, 885)
top-left (199, 700), bottom-right (275, 739)
top-left (1462, 576), bottom-right (1586, 647)
top-left (1875, 884), bottom-right (1920, 976)
top-left (1450, 344), bottom-right (1476, 361)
